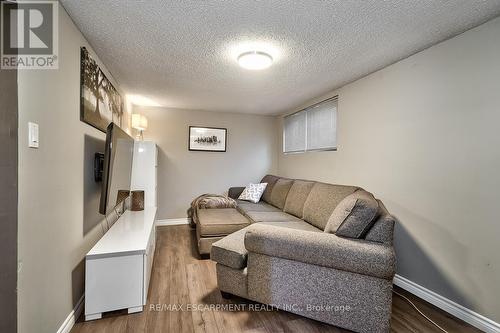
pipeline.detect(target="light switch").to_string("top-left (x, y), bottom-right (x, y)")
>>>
top-left (28, 122), bottom-right (39, 148)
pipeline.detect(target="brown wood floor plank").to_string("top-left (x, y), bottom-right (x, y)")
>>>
top-left (70, 225), bottom-right (482, 333)
top-left (186, 262), bottom-right (220, 333)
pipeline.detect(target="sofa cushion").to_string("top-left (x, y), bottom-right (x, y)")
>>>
top-left (268, 178), bottom-right (294, 210)
top-left (197, 208), bottom-right (250, 237)
top-left (324, 190), bottom-right (379, 238)
top-left (365, 200), bottom-right (395, 244)
top-left (302, 182), bottom-right (359, 230)
top-left (196, 234), bottom-right (225, 255)
top-left (259, 221), bottom-right (322, 233)
top-left (245, 211), bottom-right (303, 223)
top-left (228, 186), bottom-right (246, 200)
top-left (260, 175), bottom-right (280, 204)
top-left (283, 180), bottom-right (315, 218)
top-left (211, 227), bottom-right (248, 269)
top-left (211, 220), bottom-right (322, 269)
top-left (236, 200), bottom-right (281, 214)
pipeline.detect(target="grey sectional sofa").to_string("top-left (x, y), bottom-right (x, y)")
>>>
top-left (203, 175), bottom-right (396, 333)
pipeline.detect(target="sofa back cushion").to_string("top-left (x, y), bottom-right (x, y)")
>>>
top-left (302, 182), bottom-right (358, 230)
top-left (324, 190), bottom-right (379, 238)
top-left (268, 178), bottom-right (294, 210)
top-left (260, 175), bottom-right (280, 204)
top-left (365, 200), bottom-right (395, 245)
top-left (283, 180), bottom-right (315, 218)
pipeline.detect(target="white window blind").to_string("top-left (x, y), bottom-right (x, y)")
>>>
top-left (283, 97), bottom-right (337, 153)
top-left (283, 111), bottom-right (306, 153)
top-left (307, 98), bottom-right (337, 151)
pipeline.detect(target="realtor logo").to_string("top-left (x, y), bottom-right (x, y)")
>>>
top-left (1, 0), bottom-right (58, 69)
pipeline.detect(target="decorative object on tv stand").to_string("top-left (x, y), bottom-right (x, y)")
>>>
top-left (131, 190), bottom-right (145, 211)
top-left (115, 190), bottom-right (130, 207)
top-left (189, 126), bottom-right (227, 152)
top-left (80, 47), bottom-right (123, 133)
top-left (132, 114), bottom-right (148, 141)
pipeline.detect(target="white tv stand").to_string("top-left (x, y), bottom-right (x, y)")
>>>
top-left (85, 207), bottom-right (157, 320)
top-left (85, 141), bottom-right (158, 321)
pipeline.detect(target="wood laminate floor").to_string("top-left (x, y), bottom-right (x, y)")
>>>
top-left (71, 225), bottom-right (480, 333)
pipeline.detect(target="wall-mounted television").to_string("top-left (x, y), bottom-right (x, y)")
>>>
top-left (99, 123), bottom-right (134, 215)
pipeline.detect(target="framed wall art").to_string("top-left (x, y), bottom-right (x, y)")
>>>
top-left (188, 126), bottom-right (227, 152)
top-left (80, 47), bottom-right (123, 132)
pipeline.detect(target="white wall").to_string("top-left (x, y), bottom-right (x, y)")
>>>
top-left (277, 16), bottom-right (500, 321)
top-left (134, 106), bottom-right (278, 219)
top-left (16, 2), bottom-right (500, 329)
top-left (17, 4), bottom-right (129, 332)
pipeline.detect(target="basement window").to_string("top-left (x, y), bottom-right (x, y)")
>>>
top-left (283, 96), bottom-right (337, 153)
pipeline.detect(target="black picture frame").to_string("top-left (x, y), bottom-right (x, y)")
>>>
top-left (188, 126), bottom-right (227, 152)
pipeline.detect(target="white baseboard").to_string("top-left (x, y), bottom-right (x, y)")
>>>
top-left (156, 218), bottom-right (191, 227)
top-left (394, 274), bottom-right (500, 333)
top-left (57, 295), bottom-right (84, 333)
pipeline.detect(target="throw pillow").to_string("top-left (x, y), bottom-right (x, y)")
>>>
top-left (238, 183), bottom-right (268, 204)
top-left (324, 190), bottom-right (379, 238)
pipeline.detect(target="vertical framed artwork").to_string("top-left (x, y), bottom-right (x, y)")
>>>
top-left (80, 47), bottom-right (123, 132)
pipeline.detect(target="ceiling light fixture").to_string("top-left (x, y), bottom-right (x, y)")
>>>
top-left (237, 51), bottom-right (273, 70)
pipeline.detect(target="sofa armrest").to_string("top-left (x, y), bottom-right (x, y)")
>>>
top-left (244, 224), bottom-right (395, 279)
top-left (228, 187), bottom-right (245, 199)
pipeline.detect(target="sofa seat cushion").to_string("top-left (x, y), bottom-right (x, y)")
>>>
top-left (302, 182), bottom-right (359, 230)
top-left (259, 221), bottom-right (322, 233)
top-left (211, 227), bottom-right (248, 268)
top-left (325, 190), bottom-right (379, 238)
top-left (236, 200), bottom-right (281, 213)
top-left (245, 211), bottom-right (302, 223)
top-left (197, 208), bottom-right (250, 237)
top-left (211, 221), bottom-right (322, 269)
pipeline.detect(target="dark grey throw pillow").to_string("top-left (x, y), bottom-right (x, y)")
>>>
top-left (324, 190), bottom-right (379, 238)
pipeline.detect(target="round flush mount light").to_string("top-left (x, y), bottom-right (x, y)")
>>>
top-left (237, 51), bottom-right (273, 70)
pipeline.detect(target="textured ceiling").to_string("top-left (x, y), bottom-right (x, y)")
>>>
top-left (61, 0), bottom-right (500, 115)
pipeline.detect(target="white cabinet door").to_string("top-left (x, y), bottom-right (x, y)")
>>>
top-left (85, 254), bottom-right (143, 316)
top-left (143, 227), bottom-right (156, 304)
top-left (131, 141), bottom-right (157, 208)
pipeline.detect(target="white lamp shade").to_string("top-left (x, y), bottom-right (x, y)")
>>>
top-left (131, 114), bottom-right (141, 129)
top-left (132, 114), bottom-right (148, 131)
top-left (140, 116), bottom-right (148, 130)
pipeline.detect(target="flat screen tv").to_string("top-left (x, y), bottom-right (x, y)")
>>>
top-left (99, 123), bottom-right (134, 215)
